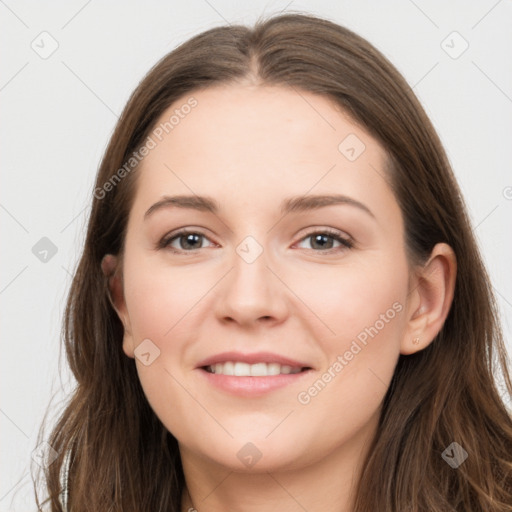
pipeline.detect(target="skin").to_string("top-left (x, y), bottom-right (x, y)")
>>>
top-left (102, 83), bottom-right (456, 512)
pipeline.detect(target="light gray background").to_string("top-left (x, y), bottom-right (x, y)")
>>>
top-left (1, 1), bottom-right (511, 509)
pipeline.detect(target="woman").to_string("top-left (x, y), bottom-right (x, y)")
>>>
top-left (35, 12), bottom-right (512, 511)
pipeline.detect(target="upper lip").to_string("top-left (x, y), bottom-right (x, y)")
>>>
top-left (196, 351), bottom-right (313, 369)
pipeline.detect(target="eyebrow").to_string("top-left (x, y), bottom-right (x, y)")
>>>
top-left (144, 193), bottom-right (375, 220)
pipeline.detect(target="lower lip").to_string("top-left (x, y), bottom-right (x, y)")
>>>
top-left (197, 368), bottom-right (313, 396)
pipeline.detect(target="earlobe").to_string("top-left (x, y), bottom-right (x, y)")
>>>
top-left (101, 254), bottom-right (135, 358)
top-left (400, 243), bottom-right (457, 355)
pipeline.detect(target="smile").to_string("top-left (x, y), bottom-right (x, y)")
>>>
top-left (204, 361), bottom-right (307, 376)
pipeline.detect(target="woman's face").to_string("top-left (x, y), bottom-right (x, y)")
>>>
top-left (111, 83), bottom-right (417, 472)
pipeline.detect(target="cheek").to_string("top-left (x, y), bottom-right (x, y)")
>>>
top-left (293, 273), bottom-right (405, 452)
top-left (122, 255), bottom-right (207, 342)
top-left (121, 255), bottom-right (205, 432)
top-left (296, 254), bottom-right (407, 406)
top-left (297, 255), bottom-right (407, 347)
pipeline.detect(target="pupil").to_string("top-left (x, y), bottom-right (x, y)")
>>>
top-left (183, 234), bottom-right (200, 249)
top-left (313, 234), bottom-right (332, 249)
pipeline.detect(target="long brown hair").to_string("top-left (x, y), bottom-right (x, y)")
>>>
top-left (34, 12), bottom-right (512, 511)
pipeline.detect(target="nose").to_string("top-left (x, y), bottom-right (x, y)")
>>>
top-left (213, 241), bottom-right (289, 328)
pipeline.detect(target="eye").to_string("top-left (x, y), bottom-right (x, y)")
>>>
top-left (158, 228), bottom-right (354, 254)
top-left (295, 229), bottom-right (354, 253)
top-left (158, 229), bottom-right (214, 253)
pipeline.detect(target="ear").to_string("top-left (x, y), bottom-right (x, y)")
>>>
top-left (400, 242), bottom-right (457, 355)
top-left (101, 254), bottom-right (135, 359)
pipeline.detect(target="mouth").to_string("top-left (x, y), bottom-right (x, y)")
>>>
top-left (202, 361), bottom-right (312, 376)
top-left (195, 352), bottom-right (314, 396)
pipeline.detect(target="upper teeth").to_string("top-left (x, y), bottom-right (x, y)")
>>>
top-left (208, 362), bottom-right (303, 376)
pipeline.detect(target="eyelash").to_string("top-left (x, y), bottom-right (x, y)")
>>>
top-left (157, 228), bottom-right (354, 255)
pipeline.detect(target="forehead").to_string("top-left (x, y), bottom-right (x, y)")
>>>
top-left (143, 83), bottom-right (376, 164)
top-left (131, 84), bottom-right (398, 225)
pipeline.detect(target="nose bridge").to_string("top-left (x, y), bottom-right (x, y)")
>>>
top-left (215, 233), bottom-right (287, 324)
